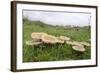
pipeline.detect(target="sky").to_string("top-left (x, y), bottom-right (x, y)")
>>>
top-left (23, 10), bottom-right (91, 26)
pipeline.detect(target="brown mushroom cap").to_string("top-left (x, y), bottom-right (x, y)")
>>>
top-left (31, 32), bottom-right (47, 40)
top-left (59, 36), bottom-right (71, 41)
top-left (72, 45), bottom-right (85, 52)
top-left (41, 34), bottom-right (58, 44)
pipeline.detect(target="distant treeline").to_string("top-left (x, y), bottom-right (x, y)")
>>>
top-left (23, 17), bottom-right (91, 30)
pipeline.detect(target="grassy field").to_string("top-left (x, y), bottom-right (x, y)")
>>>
top-left (23, 19), bottom-right (91, 62)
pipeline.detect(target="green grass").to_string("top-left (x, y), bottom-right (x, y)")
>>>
top-left (23, 20), bottom-right (91, 62)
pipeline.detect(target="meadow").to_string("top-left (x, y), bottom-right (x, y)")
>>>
top-left (23, 19), bottom-right (91, 62)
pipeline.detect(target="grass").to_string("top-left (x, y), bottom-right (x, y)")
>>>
top-left (23, 20), bottom-right (91, 62)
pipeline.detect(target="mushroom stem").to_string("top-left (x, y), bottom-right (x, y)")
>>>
top-left (72, 44), bottom-right (85, 59)
top-left (72, 50), bottom-right (84, 59)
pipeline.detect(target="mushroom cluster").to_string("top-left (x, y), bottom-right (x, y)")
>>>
top-left (26, 32), bottom-right (90, 52)
top-left (26, 32), bottom-right (71, 45)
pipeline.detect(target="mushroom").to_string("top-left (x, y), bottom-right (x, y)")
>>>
top-left (59, 36), bottom-right (71, 42)
top-left (56, 37), bottom-right (64, 44)
top-left (72, 44), bottom-right (85, 57)
top-left (66, 41), bottom-right (74, 45)
top-left (66, 41), bottom-right (81, 46)
top-left (66, 41), bottom-right (90, 47)
top-left (31, 32), bottom-right (47, 41)
top-left (41, 34), bottom-right (58, 44)
top-left (72, 44), bottom-right (85, 52)
top-left (26, 40), bottom-right (42, 46)
top-left (79, 42), bottom-right (90, 47)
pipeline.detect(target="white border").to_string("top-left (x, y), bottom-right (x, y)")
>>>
top-left (16, 3), bottom-right (96, 69)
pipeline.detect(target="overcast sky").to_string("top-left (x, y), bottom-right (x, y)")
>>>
top-left (23, 10), bottom-right (91, 26)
